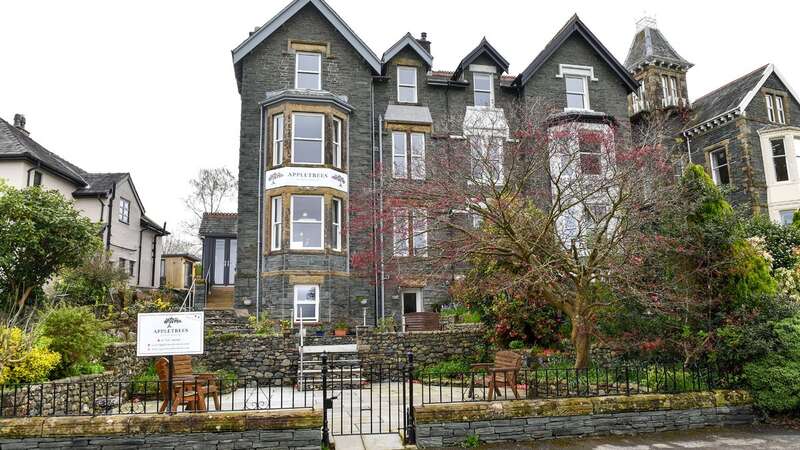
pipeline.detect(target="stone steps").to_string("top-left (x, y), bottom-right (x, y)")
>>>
top-left (298, 344), bottom-right (363, 390)
top-left (204, 309), bottom-right (251, 334)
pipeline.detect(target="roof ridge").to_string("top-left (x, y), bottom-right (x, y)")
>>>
top-left (693, 64), bottom-right (769, 104)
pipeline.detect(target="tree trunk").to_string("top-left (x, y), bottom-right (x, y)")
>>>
top-left (570, 312), bottom-right (592, 369)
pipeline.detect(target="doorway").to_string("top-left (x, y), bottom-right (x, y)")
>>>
top-left (212, 238), bottom-right (237, 286)
top-left (401, 289), bottom-right (423, 314)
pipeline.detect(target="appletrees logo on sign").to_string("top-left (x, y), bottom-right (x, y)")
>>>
top-left (265, 167), bottom-right (348, 192)
top-left (137, 311), bottom-right (204, 356)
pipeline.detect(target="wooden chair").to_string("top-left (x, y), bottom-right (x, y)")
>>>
top-left (169, 355), bottom-right (221, 411)
top-left (155, 357), bottom-right (207, 413)
top-left (469, 351), bottom-right (523, 401)
top-left (403, 312), bottom-right (442, 332)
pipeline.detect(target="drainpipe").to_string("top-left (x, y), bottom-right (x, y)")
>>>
top-left (106, 185), bottom-right (116, 251)
top-left (151, 224), bottom-right (163, 287)
top-left (370, 82), bottom-right (379, 326)
top-left (378, 115), bottom-right (386, 320)
top-left (684, 131), bottom-right (693, 163)
top-left (97, 197), bottom-right (105, 222)
top-left (256, 105), bottom-right (265, 320)
top-left (136, 228), bottom-right (145, 285)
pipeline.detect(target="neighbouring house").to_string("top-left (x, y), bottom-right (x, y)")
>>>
top-left (229, 0), bottom-right (637, 325)
top-left (0, 114), bottom-right (168, 287)
top-left (161, 253), bottom-right (200, 290)
top-left (626, 18), bottom-right (800, 225)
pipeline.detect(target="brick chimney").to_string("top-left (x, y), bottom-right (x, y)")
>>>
top-left (416, 32), bottom-right (431, 54)
top-left (13, 114), bottom-right (29, 135)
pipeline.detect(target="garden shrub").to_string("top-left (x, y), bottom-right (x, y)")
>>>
top-left (248, 314), bottom-right (277, 336)
top-left (744, 314), bottom-right (800, 413)
top-left (376, 317), bottom-right (397, 333)
top-left (508, 340), bottom-right (525, 349)
top-left (53, 251), bottom-right (129, 308)
top-left (416, 359), bottom-right (472, 379)
top-left (0, 326), bottom-right (60, 385)
top-left (743, 214), bottom-right (800, 272)
top-left (37, 305), bottom-right (112, 377)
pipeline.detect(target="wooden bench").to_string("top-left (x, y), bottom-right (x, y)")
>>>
top-left (469, 351), bottom-right (523, 401)
top-left (403, 312), bottom-right (442, 332)
top-left (155, 355), bottom-right (221, 412)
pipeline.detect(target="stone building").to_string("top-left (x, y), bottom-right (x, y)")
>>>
top-left (625, 18), bottom-right (800, 224)
top-left (227, 0), bottom-right (639, 325)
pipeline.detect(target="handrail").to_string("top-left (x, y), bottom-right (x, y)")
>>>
top-left (178, 278), bottom-right (196, 312)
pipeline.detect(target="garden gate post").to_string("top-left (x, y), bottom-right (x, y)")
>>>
top-left (321, 352), bottom-right (330, 448)
top-left (405, 351), bottom-right (416, 445)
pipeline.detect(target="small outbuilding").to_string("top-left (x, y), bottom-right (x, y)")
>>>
top-left (161, 253), bottom-right (200, 290)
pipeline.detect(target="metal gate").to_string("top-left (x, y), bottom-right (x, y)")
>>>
top-left (321, 352), bottom-right (415, 446)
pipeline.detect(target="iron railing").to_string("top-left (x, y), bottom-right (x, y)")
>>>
top-left (418, 362), bottom-right (726, 405)
top-left (0, 374), bottom-right (318, 418)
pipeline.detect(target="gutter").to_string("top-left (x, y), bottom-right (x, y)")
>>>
top-left (378, 114), bottom-right (385, 320)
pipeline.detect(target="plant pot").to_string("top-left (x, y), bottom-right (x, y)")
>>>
top-left (315, 331), bottom-right (325, 337)
top-left (334, 328), bottom-right (348, 337)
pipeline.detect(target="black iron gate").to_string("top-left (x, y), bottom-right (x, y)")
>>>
top-left (321, 352), bottom-right (415, 446)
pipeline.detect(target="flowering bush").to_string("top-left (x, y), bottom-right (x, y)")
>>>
top-left (0, 327), bottom-right (61, 385)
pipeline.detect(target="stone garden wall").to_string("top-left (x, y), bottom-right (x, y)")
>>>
top-left (0, 372), bottom-right (126, 418)
top-left (0, 409), bottom-right (321, 449)
top-left (414, 390), bottom-right (755, 447)
top-left (358, 325), bottom-right (486, 368)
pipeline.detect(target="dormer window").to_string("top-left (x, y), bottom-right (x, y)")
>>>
top-left (295, 52), bottom-right (321, 90)
top-left (473, 73), bottom-right (494, 107)
top-left (397, 66), bottom-right (417, 103)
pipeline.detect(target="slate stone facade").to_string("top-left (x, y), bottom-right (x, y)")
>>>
top-left (230, 0), bottom-right (639, 325)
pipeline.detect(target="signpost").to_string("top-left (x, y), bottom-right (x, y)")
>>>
top-left (137, 311), bottom-right (205, 413)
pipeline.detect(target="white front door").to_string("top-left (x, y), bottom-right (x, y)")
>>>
top-left (401, 289), bottom-right (423, 314)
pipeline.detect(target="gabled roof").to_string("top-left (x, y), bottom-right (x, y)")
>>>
top-left (73, 172), bottom-right (128, 197)
top-left (624, 25), bottom-right (692, 72)
top-left (199, 212), bottom-right (239, 238)
top-left (232, 0), bottom-right (381, 73)
top-left (513, 14), bottom-right (638, 92)
top-left (0, 116), bottom-right (88, 186)
top-left (685, 64), bottom-right (800, 132)
top-left (382, 32), bottom-right (433, 68)
top-left (453, 37), bottom-right (510, 79)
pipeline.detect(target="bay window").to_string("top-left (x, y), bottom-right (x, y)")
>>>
top-left (470, 135), bottom-right (503, 182)
top-left (292, 113), bottom-right (324, 164)
top-left (579, 141), bottom-right (602, 175)
top-left (291, 195), bottom-right (323, 250)
top-left (332, 197), bottom-right (342, 251)
top-left (333, 117), bottom-right (342, 168)
top-left (397, 66), bottom-right (417, 103)
top-left (271, 196), bottom-right (282, 251)
top-left (273, 114), bottom-right (284, 166)
top-left (473, 73), bottom-right (493, 107)
top-left (295, 52), bottom-right (321, 90)
top-left (293, 285), bottom-right (319, 322)
top-left (771, 138), bottom-right (789, 182)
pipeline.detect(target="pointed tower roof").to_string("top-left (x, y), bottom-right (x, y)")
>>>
top-left (624, 17), bottom-right (692, 72)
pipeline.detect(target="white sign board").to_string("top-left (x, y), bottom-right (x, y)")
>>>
top-left (265, 167), bottom-right (348, 192)
top-left (136, 311), bottom-right (205, 357)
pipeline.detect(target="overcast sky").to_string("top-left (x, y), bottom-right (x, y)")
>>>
top-left (2, 0), bottom-right (798, 241)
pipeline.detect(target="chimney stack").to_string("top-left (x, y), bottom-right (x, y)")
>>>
top-left (635, 16), bottom-right (657, 32)
top-left (416, 32), bottom-right (431, 54)
top-left (13, 114), bottom-right (29, 135)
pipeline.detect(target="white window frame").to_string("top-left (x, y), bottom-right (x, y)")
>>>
top-left (410, 133), bottom-right (425, 180)
top-left (579, 141), bottom-right (603, 176)
top-left (397, 66), bottom-right (418, 103)
top-left (776, 95), bottom-right (786, 124)
top-left (119, 198), bottom-right (130, 224)
top-left (709, 148), bottom-right (730, 186)
top-left (412, 209), bottom-right (428, 257)
top-left (470, 135), bottom-right (504, 183)
top-left (293, 284), bottom-right (319, 323)
top-left (795, 137), bottom-right (800, 180)
top-left (332, 197), bottom-right (342, 251)
top-left (290, 195), bottom-right (324, 250)
top-left (271, 196), bottom-right (282, 251)
top-left (393, 208), bottom-right (410, 257)
top-left (766, 94), bottom-right (776, 122)
top-left (779, 209), bottom-right (795, 226)
top-left (291, 113), bottom-right (324, 165)
top-left (392, 131), bottom-right (408, 179)
top-left (771, 138), bottom-right (790, 183)
top-left (332, 117), bottom-right (342, 168)
top-left (473, 72), bottom-right (494, 107)
top-left (565, 75), bottom-right (590, 111)
top-left (273, 114), bottom-right (284, 166)
top-left (294, 52), bottom-right (321, 90)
